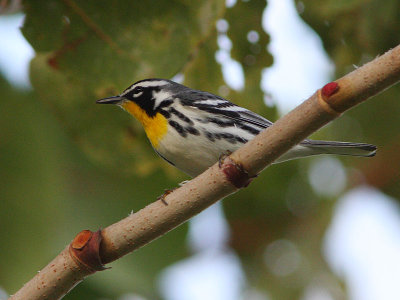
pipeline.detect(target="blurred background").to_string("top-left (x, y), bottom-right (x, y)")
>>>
top-left (1, 0), bottom-right (400, 299)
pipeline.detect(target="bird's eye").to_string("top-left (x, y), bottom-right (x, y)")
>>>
top-left (134, 87), bottom-right (143, 94)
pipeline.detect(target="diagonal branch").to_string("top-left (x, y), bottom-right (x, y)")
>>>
top-left (9, 45), bottom-right (400, 300)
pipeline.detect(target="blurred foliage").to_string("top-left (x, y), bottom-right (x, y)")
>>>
top-left (0, 0), bottom-right (399, 299)
top-left (296, 0), bottom-right (400, 75)
top-left (297, 0), bottom-right (400, 197)
top-left (23, 0), bottom-right (226, 176)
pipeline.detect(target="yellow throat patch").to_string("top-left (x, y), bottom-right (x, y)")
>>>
top-left (121, 101), bottom-right (167, 148)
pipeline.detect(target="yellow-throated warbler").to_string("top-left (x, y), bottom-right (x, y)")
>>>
top-left (97, 79), bottom-right (376, 177)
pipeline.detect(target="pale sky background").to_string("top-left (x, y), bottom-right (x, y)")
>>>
top-left (1, 1), bottom-right (400, 300)
top-left (0, 14), bottom-right (33, 88)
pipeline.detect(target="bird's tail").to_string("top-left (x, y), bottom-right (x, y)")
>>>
top-left (300, 140), bottom-right (377, 157)
top-left (275, 139), bottom-right (377, 163)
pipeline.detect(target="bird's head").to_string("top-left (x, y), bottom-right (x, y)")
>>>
top-left (97, 78), bottom-right (184, 117)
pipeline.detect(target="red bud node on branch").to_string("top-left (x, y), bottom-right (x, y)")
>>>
top-left (321, 82), bottom-right (339, 98)
top-left (69, 230), bottom-right (107, 272)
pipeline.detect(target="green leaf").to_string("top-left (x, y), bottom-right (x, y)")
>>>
top-left (22, 0), bottom-right (225, 175)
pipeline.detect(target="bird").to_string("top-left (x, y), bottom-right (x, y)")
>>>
top-left (96, 78), bottom-right (376, 178)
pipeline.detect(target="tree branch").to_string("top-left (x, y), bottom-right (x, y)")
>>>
top-left (9, 45), bottom-right (400, 300)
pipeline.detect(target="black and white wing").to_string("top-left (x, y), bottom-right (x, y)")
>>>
top-left (177, 89), bottom-right (272, 137)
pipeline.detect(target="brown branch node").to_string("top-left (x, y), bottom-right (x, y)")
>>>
top-left (69, 229), bottom-right (108, 272)
top-left (220, 155), bottom-right (256, 188)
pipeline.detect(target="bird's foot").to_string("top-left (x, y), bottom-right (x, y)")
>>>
top-left (157, 188), bottom-right (175, 206)
top-left (218, 150), bottom-right (232, 168)
top-left (157, 179), bottom-right (190, 206)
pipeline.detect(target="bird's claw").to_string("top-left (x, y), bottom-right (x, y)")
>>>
top-left (157, 188), bottom-right (175, 206)
top-left (218, 150), bottom-right (233, 168)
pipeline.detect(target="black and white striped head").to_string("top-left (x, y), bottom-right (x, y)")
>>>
top-left (97, 78), bottom-right (188, 117)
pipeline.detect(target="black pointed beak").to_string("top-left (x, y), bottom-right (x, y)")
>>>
top-left (96, 95), bottom-right (124, 104)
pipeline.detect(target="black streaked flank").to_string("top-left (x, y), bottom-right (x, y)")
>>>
top-left (169, 107), bottom-right (193, 124)
top-left (206, 132), bottom-right (247, 144)
top-left (236, 136), bottom-right (248, 144)
top-left (169, 120), bottom-right (187, 137)
top-left (206, 117), bottom-right (235, 127)
top-left (220, 133), bottom-right (247, 144)
top-left (205, 131), bottom-right (215, 142)
top-left (186, 126), bottom-right (200, 135)
top-left (238, 123), bottom-right (261, 135)
top-left (220, 133), bottom-right (237, 144)
top-left (159, 109), bottom-right (171, 118)
top-left (157, 99), bottom-right (174, 109)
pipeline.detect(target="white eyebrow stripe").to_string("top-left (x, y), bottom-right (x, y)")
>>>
top-left (122, 85), bottom-right (136, 95)
top-left (136, 80), bottom-right (169, 88)
top-left (122, 80), bottom-right (170, 95)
